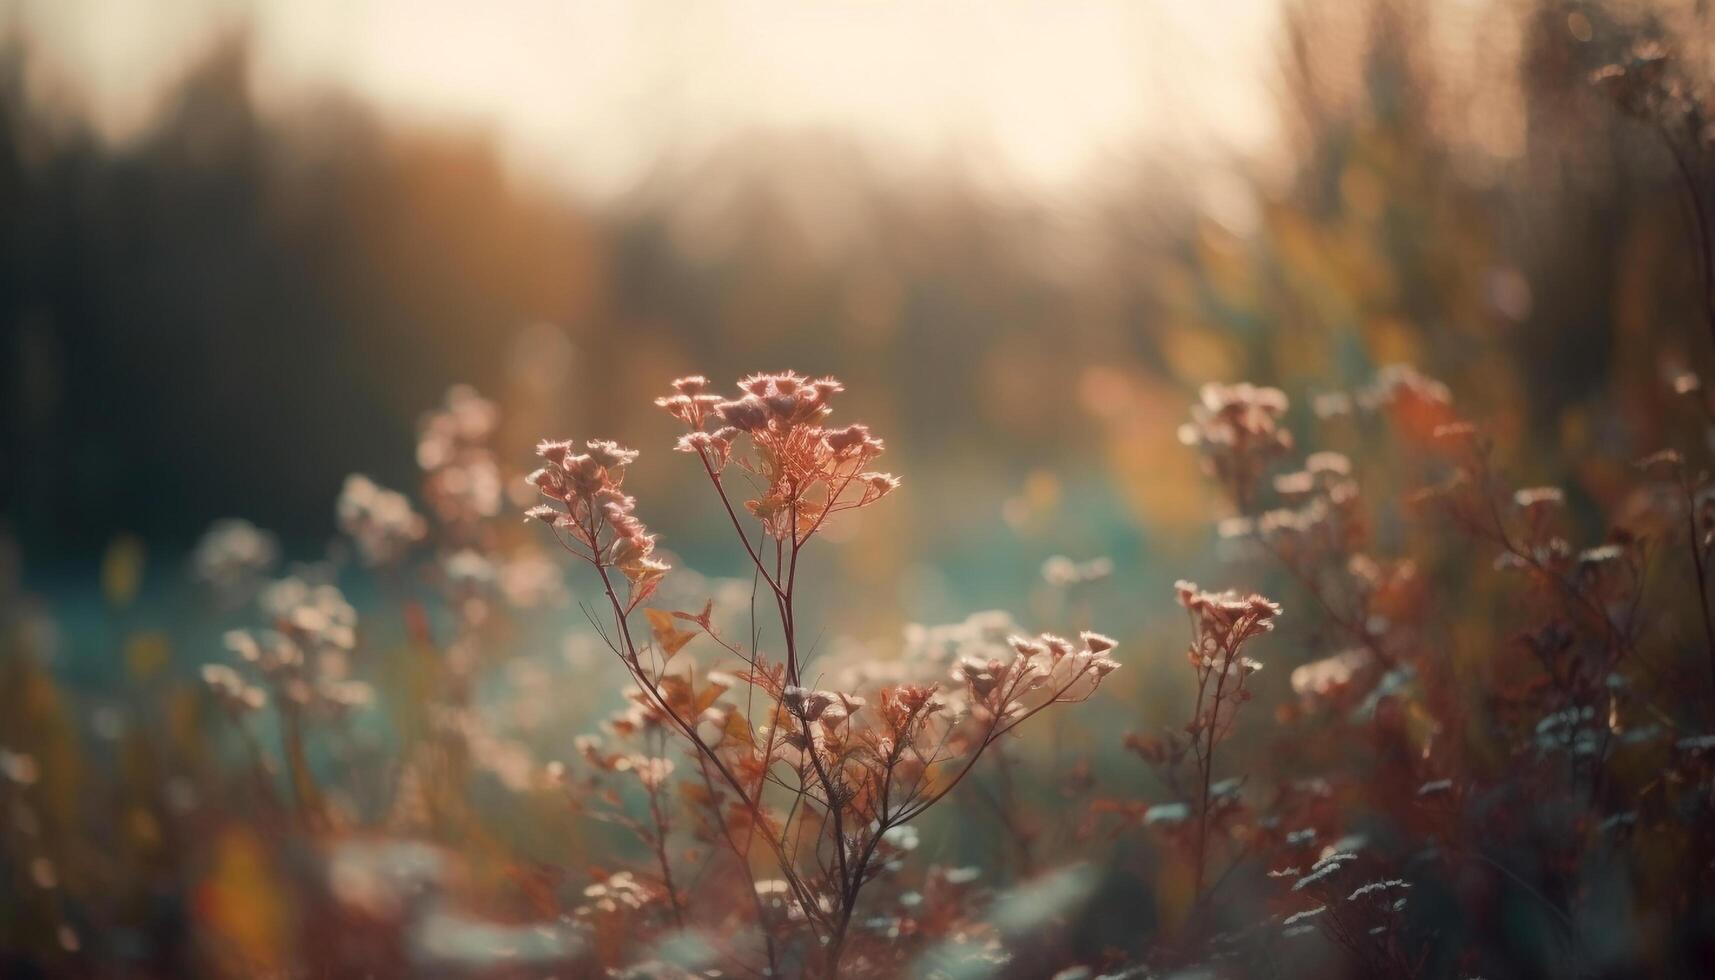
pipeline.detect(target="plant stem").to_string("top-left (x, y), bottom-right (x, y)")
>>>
top-left (1681, 476), bottom-right (1715, 689)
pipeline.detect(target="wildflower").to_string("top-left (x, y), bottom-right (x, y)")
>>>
top-left (0, 749), bottom-right (39, 786)
top-left (1432, 421), bottom-right (1478, 443)
top-left (656, 371), bottom-right (898, 540)
top-left (1176, 580), bottom-right (1282, 664)
top-left (586, 439), bottom-right (640, 469)
top-left (1293, 850), bottom-right (1357, 892)
top-left (626, 755), bottom-right (676, 791)
top-left (1361, 364), bottom-right (1453, 411)
top-left (417, 384), bottom-right (503, 523)
top-left (337, 475), bottom-right (427, 565)
top-left (1305, 451), bottom-right (1352, 477)
top-left (882, 824), bottom-right (920, 852)
top-left (1274, 470), bottom-right (1315, 496)
top-left (262, 577), bottom-right (358, 651)
top-left (861, 472), bottom-right (902, 501)
top-left (1636, 448), bottom-right (1685, 473)
top-left (532, 370), bottom-right (1125, 977)
top-left (578, 870), bottom-right (658, 916)
top-left (825, 423), bottom-right (883, 456)
top-left (1216, 515), bottom-right (1255, 539)
top-left (498, 559), bottom-right (564, 614)
top-left (1290, 649), bottom-right (1370, 697)
top-left (1590, 41), bottom-right (1675, 116)
top-left (714, 395), bottom-right (770, 432)
top-left (1513, 487), bottom-right (1565, 512)
top-left (202, 664), bottom-right (267, 712)
top-left (1143, 802), bottom-right (1190, 826)
top-left (525, 437), bottom-right (668, 604)
top-left (1348, 879), bottom-right (1411, 902)
top-left (417, 384), bottom-right (498, 469)
top-left (1042, 555), bottom-right (1114, 587)
top-left (782, 686), bottom-right (837, 722)
top-left (190, 519), bottom-right (279, 593)
top-left (1313, 391), bottom-right (1353, 418)
top-left (1080, 630), bottom-right (1118, 654)
top-left (1178, 382), bottom-right (1293, 504)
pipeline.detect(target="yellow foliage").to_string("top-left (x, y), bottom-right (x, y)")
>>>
top-left (101, 534), bottom-right (145, 608)
top-left (196, 828), bottom-right (290, 975)
top-left (125, 632), bottom-right (171, 679)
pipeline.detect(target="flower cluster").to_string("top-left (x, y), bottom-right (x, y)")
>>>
top-left (200, 663), bottom-right (267, 713)
top-left (525, 438), bottom-right (668, 607)
top-left (416, 384), bottom-right (505, 528)
top-left (221, 576), bottom-right (372, 714)
top-left (578, 871), bottom-right (661, 918)
top-left (337, 474), bottom-right (427, 566)
top-left (1220, 450), bottom-right (1367, 565)
top-left (1116, 571), bottom-right (1282, 904)
top-left (190, 518), bottom-right (280, 599)
top-left (657, 372), bottom-right (898, 540)
top-left (1177, 382), bottom-right (1294, 507)
top-left (1041, 554), bottom-right (1114, 588)
top-left (1590, 40), bottom-right (1677, 119)
top-left (976, 630), bottom-right (1121, 713)
top-left (524, 370), bottom-right (1120, 977)
top-left (1358, 363), bottom-right (1457, 442)
top-left (1176, 580), bottom-right (1279, 677)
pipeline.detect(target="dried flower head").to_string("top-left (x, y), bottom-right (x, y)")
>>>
top-left (337, 475), bottom-right (427, 566)
top-left (526, 438), bottom-right (668, 606)
top-left (656, 371), bottom-right (897, 541)
top-left (1176, 579), bottom-right (1282, 665)
top-left (191, 518), bottom-right (280, 595)
top-left (416, 384), bottom-right (504, 525)
top-left (1178, 382), bottom-right (1293, 507)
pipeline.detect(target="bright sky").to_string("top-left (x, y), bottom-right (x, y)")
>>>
top-left (14, 0), bottom-right (1282, 198)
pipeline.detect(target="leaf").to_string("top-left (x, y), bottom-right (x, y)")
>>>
top-left (692, 679), bottom-right (729, 716)
top-left (722, 709), bottom-right (754, 747)
top-left (658, 673), bottom-right (695, 710)
top-left (628, 575), bottom-right (662, 609)
top-left (673, 600), bottom-right (714, 629)
top-left (644, 608), bottom-right (697, 659)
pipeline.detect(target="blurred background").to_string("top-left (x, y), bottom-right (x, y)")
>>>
top-left (10, 0), bottom-right (1708, 597)
top-left (3, 0), bottom-right (1715, 974)
top-left (6, 0), bottom-right (1712, 582)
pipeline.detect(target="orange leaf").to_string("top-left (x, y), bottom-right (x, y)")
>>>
top-left (644, 608), bottom-right (697, 659)
top-left (693, 678), bottom-right (730, 716)
top-left (722, 710), bottom-right (754, 747)
top-left (673, 600), bottom-right (714, 629)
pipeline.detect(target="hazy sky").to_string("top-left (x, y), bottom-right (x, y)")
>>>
top-left (14, 0), bottom-right (1282, 197)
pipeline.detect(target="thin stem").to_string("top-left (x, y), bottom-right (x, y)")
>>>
top-left (698, 451), bottom-right (785, 599)
top-left (1658, 124), bottom-right (1715, 353)
top-left (1680, 473), bottom-right (1715, 690)
top-left (645, 775), bottom-right (687, 929)
top-left (1193, 643), bottom-right (1233, 902)
top-left (278, 700), bottom-right (323, 829)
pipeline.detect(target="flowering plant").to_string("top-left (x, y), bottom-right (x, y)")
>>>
top-left (526, 372), bottom-right (1120, 976)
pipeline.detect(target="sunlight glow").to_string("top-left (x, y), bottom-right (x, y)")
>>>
top-left (15, 0), bottom-right (1280, 196)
